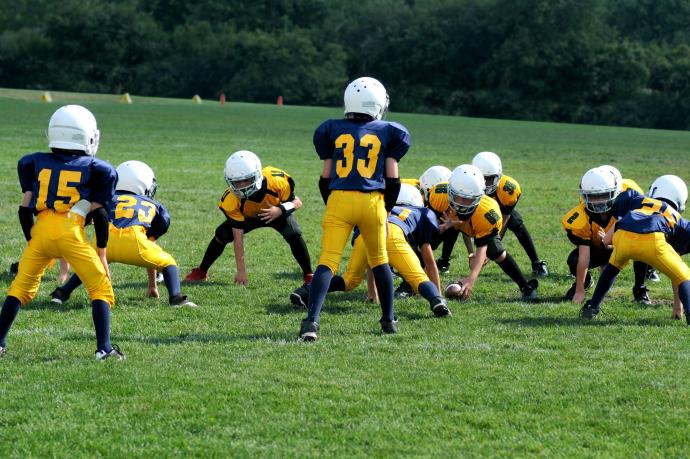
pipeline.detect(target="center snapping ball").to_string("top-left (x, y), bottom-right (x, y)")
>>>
top-left (445, 281), bottom-right (465, 299)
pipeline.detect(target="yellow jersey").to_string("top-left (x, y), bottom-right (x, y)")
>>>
top-left (219, 166), bottom-right (294, 222)
top-left (562, 201), bottom-right (615, 248)
top-left (489, 174), bottom-right (521, 213)
top-left (453, 195), bottom-right (502, 244)
top-left (427, 181), bottom-right (450, 215)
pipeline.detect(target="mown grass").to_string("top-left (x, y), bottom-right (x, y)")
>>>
top-left (1, 88), bottom-right (689, 457)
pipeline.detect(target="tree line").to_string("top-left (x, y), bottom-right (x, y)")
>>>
top-left (1, 0), bottom-right (689, 129)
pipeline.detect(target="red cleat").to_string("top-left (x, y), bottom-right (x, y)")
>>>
top-left (184, 267), bottom-right (208, 283)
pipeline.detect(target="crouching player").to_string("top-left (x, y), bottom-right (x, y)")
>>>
top-left (444, 165), bottom-right (538, 301)
top-left (51, 160), bottom-right (197, 308)
top-left (562, 167), bottom-right (650, 304)
top-left (580, 175), bottom-right (690, 322)
top-left (295, 184), bottom-right (450, 317)
top-left (185, 151), bottom-right (312, 299)
top-left (0, 105), bottom-right (123, 360)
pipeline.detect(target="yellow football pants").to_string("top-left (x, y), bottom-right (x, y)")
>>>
top-left (318, 190), bottom-right (388, 273)
top-left (610, 230), bottom-right (690, 285)
top-left (343, 224), bottom-right (429, 292)
top-left (8, 210), bottom-right (114, 306)
top-left (98, 226), bottom-right (176, 270)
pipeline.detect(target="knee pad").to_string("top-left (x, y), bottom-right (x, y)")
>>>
top-left (214, 221), bottom-right (234, 245)
top-left (566, 248), bottom-right (579, 275)
top-left (485, 238), bottom-right (505, 260)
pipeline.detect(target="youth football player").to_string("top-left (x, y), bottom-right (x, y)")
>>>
top-left (185, 150), bottom-right (313, 301)
top-left (562, 166), bottom-right (650, 304)
top-left (580, 175), bottom-right (690, 322)
top-left (0, 105), bottom-right (123, 360)
top-left (443, 165), bottom-right (538, 301)
top-left (299, 76), bottom-right (409, 341)
top-left (50, 160), bottom-right (197, 308)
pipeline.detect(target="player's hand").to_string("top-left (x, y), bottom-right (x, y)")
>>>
top-left (147, 287), bottom-right (160, 298)
top-left (96, 248), bottom-right (111, 281)
top-left (600, 229), bottom-right (613, 248)
top-left (459, 277), bottom-right (474, 300)
top-left (258, 205), bottom-right (282, 223)
top-left (572, 290), bottom-right (585, 304)
top-left (440, 210), bottom-right (460, 232)
top-left (235, 270), bottom-right (249, 286)
top-left (366, 294), bottom-right (379, 303)
top-left (672, 305), bottom-right (683, 320)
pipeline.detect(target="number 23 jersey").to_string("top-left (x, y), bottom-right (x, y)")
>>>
top-left (110, 191), bottom-right (170, 237)
top-left (313, 118), bottom-right (411, 192)
top-left (18, 152), bottom-right (116, 212)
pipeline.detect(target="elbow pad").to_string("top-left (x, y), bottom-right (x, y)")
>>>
top-left (319, 177), bottom-right (332, 205)
top-left (18, 206), bottom-right (34, 241)
top-left (384, 177), bottom-right (401, 212)
top-left (91, 207), bottom-right (110, 248)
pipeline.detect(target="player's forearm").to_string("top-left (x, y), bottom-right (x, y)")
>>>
top-left (232, 228), bottom-right (246, 273)
top-left (499, 214), bottom-right (510, 239)
top-left (468, 246), bottom-right (487, 282)
top-left (575, 249), bottom-right (590, 291)
top-left (421, 244), bottom-right (441, 291)
top-left (463, 233), bottom-right (474, 255)
top-left (147, 268), bottom-right (157, 290)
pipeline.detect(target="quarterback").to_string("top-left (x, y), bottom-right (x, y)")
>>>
top-left (0, 105), bottom-right (123, 360)
top-left (299, 77), bottom-right (409, 341)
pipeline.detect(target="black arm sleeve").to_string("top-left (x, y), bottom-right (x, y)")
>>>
top-left (91, 207), bottom-right (110, 248)
top-left (384, 177), bottom-right (401, 212)
top-left (18, 206), bottom-right (34, 241)
top-left (319, 177), bottom-right (331, 205)
top-left (146, 214), bottom-right (169, 240)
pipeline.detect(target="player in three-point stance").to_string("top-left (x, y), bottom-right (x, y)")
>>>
top-left (299, 76), bottom-right (409, 341)
top-left (185, 150), bottom-right (313, 302)
top-left (0, 105), bottom-right (124, 360)
top-left (580, 175), bottom-right (690, 322)
top-left (50, 160), bottom-right (197, 308)
top-left (443, 165), bottom-right (539, 301)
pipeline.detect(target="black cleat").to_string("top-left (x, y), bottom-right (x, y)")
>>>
top-left (380, 318), bottom-right (399, 334)
top-left (290, 284), bottom-right (310, 309)
top-left (430, 297), bottom-right (451, 317)
top-left (532, 260), bottom-right (549, 277)
top-left (632, 285), bottom-right (651, 305)
top-left (646, 267), bottom-right (660, 282)
top-left (394, 281), bottom-right (415, 299)
top-left (520, 279), bottom-right (539, 301)
top-left (49, 287), bottom-right (70, 305)
top-left (169, 294), bottom-right (198, 308)
top-left (436, 257), bottom-right (450, 274)
top-left (0, 346), bottom-right (5, 358)
top-left (579, 300), bottom-right (600, 320)
top-left (95, 344), bottom-right (126, 361)
top-left (299, 320), bottom-right (319, 341)
top-left (565, 273), bottom-right (593, 300)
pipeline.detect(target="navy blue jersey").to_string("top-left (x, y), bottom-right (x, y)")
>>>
top-left (18, 152), bottom-right (116, 212)
top-left (612, 189), bottom-right (681, 235)
top-left (353, 205), bottom-right (439, 248)
top-left (110, 192), bottom-right (170, 236)
top-left (314, 118), bottom-right (410, 191)
top-left (668, 218), bottom-right (690, 255)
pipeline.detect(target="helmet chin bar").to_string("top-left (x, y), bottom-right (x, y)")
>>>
top-left (450, 194), bottom-right (481, 217)
top-left (583, 190), bottom-right (615, 213)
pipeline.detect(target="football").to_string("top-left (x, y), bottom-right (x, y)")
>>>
top-left (445, 282), bottom-right (465, 299)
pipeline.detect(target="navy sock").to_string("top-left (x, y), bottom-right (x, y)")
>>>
top-left (306, 265), bottom-right (333, 322)
top-left (162, 265), bottom-right (181, 297)
top-left (91, 300), bottom-right (112, 352)
top-left (678, 280), bottom-right (690, 317)
top-left (372, 264), bottom-right (395, 322)
top-left (61, 273), bottom-right (83, 294)
top-left (589, 264), bottom-right (621, 309)
top-left (328, 275), bottom-right (346, 292)
top-left (418, 281), bottom-right (441, 304)
top-left (0, 296), bottom-right (21, 347)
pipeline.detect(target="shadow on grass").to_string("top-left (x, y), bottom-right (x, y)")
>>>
top-left (21, 298), bottom-right (89, 311)
top-left (496, 315), bottom-right (676, 328)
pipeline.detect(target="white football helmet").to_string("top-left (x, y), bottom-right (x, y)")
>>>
top-left (225, 150), bottom-right (263, 198)
top-left (396, 183), bottom-right (424, 207)
top-left (580, 167), bottom-right (618, 213)
top-left (48, 105), bottom-right (100, 156)
top-left (344, 77), bottom-right (389, 120)
top-left (600, 165), bottom-right (623, 194)
top-left (649, 175), bottom-right (688, 212)
top-left (116, 160), bottom-right (157, 198)
top-left (419, 166), bottom-right (451, 201)
top-left (448, 164), bottom-right (485, 217)
top-left (472, 151), bottom-right (503, 195)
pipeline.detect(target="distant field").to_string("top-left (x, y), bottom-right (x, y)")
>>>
top-left (1, 88), bottom-right (689, 457)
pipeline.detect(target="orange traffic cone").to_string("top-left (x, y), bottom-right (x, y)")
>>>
top-left (277, 95), bottom-right (284, 106)
top-left (220, 93), bottom-right (226, 105)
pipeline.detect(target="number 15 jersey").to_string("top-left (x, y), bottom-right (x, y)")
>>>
top-left (313, 118), bottom-right (411, 192)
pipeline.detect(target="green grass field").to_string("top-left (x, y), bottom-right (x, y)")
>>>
top-left (1, 88), bottom-right (690, 457)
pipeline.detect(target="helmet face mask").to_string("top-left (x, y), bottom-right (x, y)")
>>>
top-left (116, 160), bottom-right (157, 197)
top-left (48, 105), bottom-right (100, 156)
top-left (344, 77), bottom-right (389, 120)
top-left (448, 164), bottom-right (486, 218)
top-left (225, 150), bottom-right (263, 199)
top-left (472, 151), bottom-right (502, 195)
top-left (580, 167), bottom-right (618, 213)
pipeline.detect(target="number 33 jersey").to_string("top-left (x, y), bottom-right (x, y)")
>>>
top-left (313, 118), bottom-right (411, 191)
top-left (18, 152), bottom-right (116, 212)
